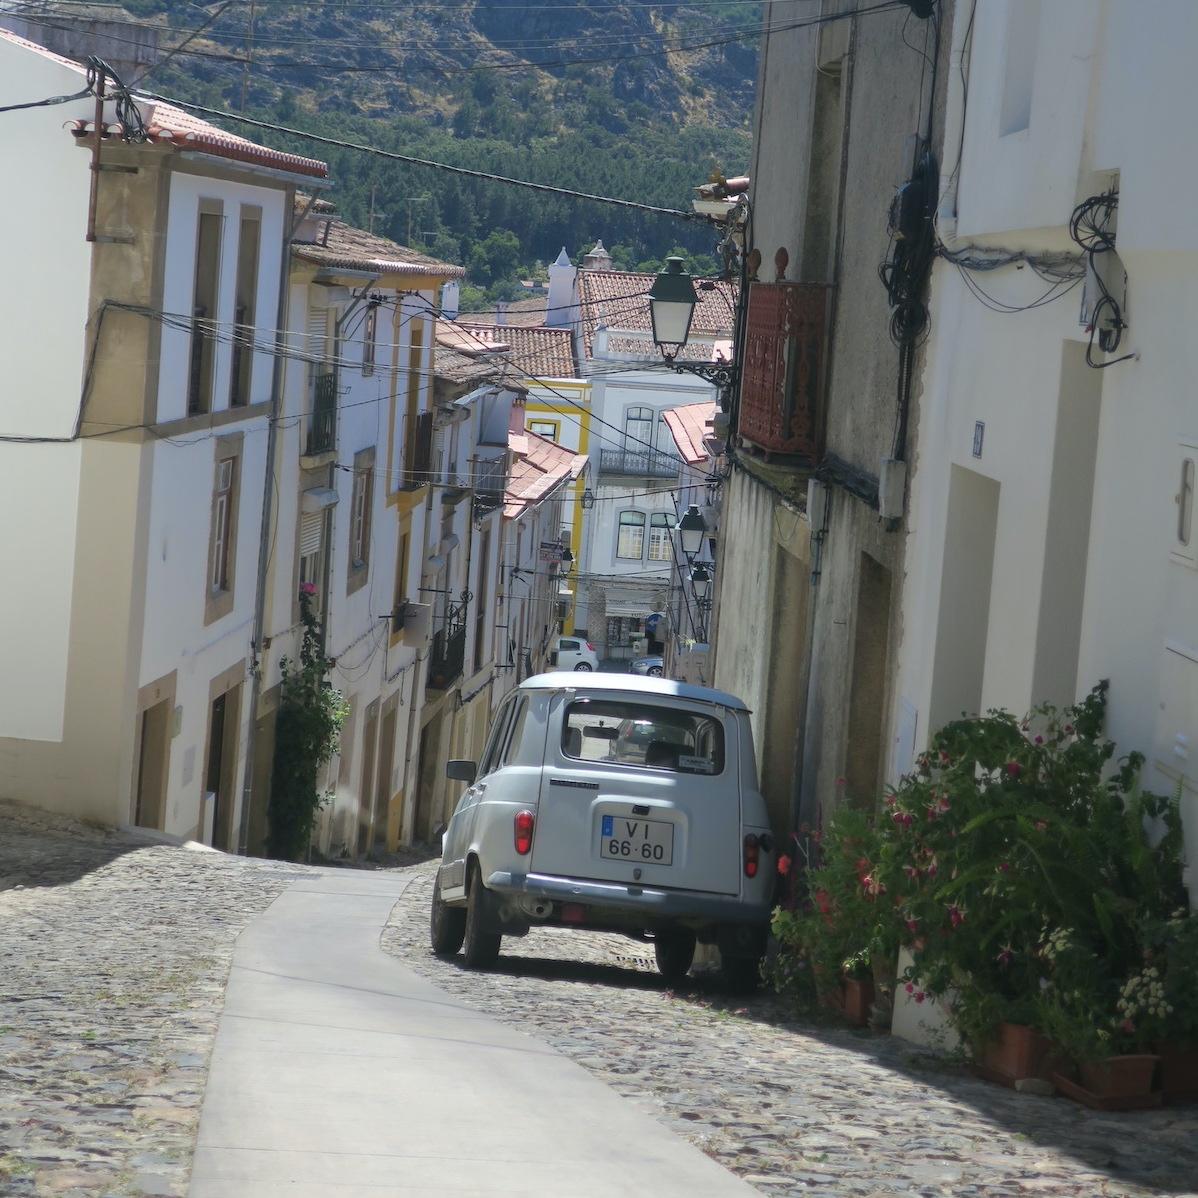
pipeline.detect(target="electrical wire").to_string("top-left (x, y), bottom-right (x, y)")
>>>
top-left (1068, 190), bottom-right (1135, 370)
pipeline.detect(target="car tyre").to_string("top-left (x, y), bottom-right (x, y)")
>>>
top-left (430, 870), bottom-right (466, 958)
top-left (647, 666), bottom-right (663, 677)
top-left (720, 952), bottom-right (763, 994)
top-left (462, 861), bottom-right (502, 969)
top-left (653, 931), bottom-right (696, 982)
top-left (574, 662), bottom-right (593, 671)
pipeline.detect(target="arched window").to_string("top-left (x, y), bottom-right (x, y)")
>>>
top-left (647, 513), bottom-right (673, 561)
top-left (616, 510), bottom-right (646, 560)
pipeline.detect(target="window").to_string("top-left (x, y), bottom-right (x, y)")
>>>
top-left (560, 698), bottom-right (724, 775)
top-left (362, 303), bottom-right (378, 377)
top-left (392, 530), bottom-right (410, 635)
top-left (528, 420), bottom-right (559, 441)
top-left (229, 207), bottom-right (260, 408)
top-left (647, 513), bottom-right (673, 561)
top-left (625, 405), bottom-right (654, 451)
top-left (478, 696), bottom-right (518, 778)
top-left (348, 448), bottom-right (375, 590)
top-left (473, 527), bottom-right (490, 671)
top-left (403, 324), bottom-right (424, 479)
top-left (211, 458), bottom-right (235, 592)
top-left (560, 639), bottom-right (581, 651)
top-left (188, 205), bottom-right (223, 416)
top-left (299, 510), bottom-right (327, 616)
top-left (999, 0), bottom-right (1040, 136)
top-left (497, 698), bottom-right (528, 770)
top-left (616, 510), bottom-right (646, 560)
top-left (205, 434), bottom-right (242, 626)
top-left (1174, 449), bottom-right (1197, 568)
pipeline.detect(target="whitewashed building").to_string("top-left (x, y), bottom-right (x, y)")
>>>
top-left (0, 29), bottom-right (328, 844)
top-left (893, 0), bottom-right (1198, 898)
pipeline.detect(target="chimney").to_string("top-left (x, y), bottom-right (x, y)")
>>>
top-left (440, 280), bottom-right (460, 320)
top-left (545, 247), bottom-right (577, 329)
top-left (495, 301), bottom-right (509, 326)
top-left (582, 239), bottom-right (613, 271)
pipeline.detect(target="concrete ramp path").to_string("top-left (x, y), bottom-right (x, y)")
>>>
top-left (188, 869), bottom-right (759, 1198)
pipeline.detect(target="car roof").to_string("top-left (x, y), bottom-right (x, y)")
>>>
top-left (519, 671), bottom-right (750, 712)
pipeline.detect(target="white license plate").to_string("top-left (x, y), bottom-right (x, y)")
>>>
top-left (599, 814), bottom-right (674, 866)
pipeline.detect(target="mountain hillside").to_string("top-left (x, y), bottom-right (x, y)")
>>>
top-left (25, 0), bottom-right (761, 298)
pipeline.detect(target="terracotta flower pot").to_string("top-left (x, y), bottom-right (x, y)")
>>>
top-left (842, 977), bottom-right (875, 1027)
top-left (1156, 1042), bottom-right (1198, 1104)
top-left (977, 1022), bottom-right (1052, 1086)
top-left (1053, 1054), bottom-right (1162, 1111)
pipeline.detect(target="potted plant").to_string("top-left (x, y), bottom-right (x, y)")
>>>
top-left (1141, 908), bottom-right (1198, 1103)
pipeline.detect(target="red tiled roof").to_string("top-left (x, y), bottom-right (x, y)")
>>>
top-left (456, 321), bottom-right (578, 380)
top-left (0, 30), bottom-right (328, 179)
top-left (577, 268), bottom-right (735, 360)
top-left (294, 218), bottom-right (463, 278)
top-left (662, 401), bottom-right (718, 466)
top-left (504, 428), bottom-right (587, 521)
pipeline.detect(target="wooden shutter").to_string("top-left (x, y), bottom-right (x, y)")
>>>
top-left (299, 511), bottom-right (323, 557)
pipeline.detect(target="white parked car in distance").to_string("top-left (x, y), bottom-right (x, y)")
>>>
top-left (551, 635), bottom-right (599, 671)
top-left (431, 673), bottom-right (775, 990)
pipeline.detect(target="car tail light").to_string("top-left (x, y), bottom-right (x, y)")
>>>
top-left (743, 833), bottom-right (760, 878)
top-left (586, 641), bottom-right (596, 652)
top-left (514, 809), bottom-right (535, 855)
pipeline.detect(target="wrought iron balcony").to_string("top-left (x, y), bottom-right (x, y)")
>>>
top-left (598, 447), bottom-right (682, 479)
top-left (426, 624), bottom-right (467, 690)
top-left (306, 371), bottom-right (337, 455)
top-left (738, 282), bottom-right (830, 460)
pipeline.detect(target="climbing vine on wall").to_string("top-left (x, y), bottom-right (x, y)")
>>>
top-left (266, 587), bottom-right (350, 861)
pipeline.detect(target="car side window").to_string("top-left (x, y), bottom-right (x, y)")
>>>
top-left (560, 639), bottom-right (580, 651)
top-left (496, 697), bottom-right (529, 770)
top-left (477, 698), bottom-right (516, 778)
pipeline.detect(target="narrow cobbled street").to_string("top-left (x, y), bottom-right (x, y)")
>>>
top-left (3, 805), bottom-right (1197, 1198)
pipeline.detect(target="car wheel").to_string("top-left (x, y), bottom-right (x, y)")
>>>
top-left (429, 870), bottom-right (466, 958)
top-left (647, 666), bottom-right (663, 677)
top-left (654, 931), bottom-right (696, 982)
top-left (720, 952), bottom-right (763, 994)
top-left (574, 662), bottom-right (593, 671)
top-left (462, 861), bottom-right (502, 969)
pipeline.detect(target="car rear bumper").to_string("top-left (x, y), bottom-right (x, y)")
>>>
top-left (484, 869), bottom-right (771, 927)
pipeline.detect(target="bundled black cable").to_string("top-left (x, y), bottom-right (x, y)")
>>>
top-left (85, 55), bottom-right (148, 144)
top-left (1069, 190), bottom-right (1134, 369)
top-left (879, 148), bottom-right (938, 347)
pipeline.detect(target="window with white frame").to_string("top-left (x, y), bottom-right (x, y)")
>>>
top-left (211, 458), bottom-right (235, 592)
top-left (362, 303), bottom-right (378, 377)
top-left (625, 406), bottom-right (654, 452)
top-left (647, 512), bottom-right (673, 561)
top-left (616, 510), bottom-right (646, 560)
top-left (351, 466), bottom-right (372, 569)
top-left (528, 419), bottom-right (559, 441)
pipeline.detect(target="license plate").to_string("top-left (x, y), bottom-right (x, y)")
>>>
top-left (600, 814), bottom-right (674, 865)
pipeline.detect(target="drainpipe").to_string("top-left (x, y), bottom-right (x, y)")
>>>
top-left (236, 192), bottom-right (316, 856)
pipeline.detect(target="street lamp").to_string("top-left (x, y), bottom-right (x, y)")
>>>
top-left (648, 257), bottom-right (698, 361)
top-left (690, 562), bottom-right (712, 603)
top-left (649, 258), bottom-right (739, 393)
top-left (581, 488), bottom-right (595, 510)
top-left (676, 504), bottom-right (707, 562)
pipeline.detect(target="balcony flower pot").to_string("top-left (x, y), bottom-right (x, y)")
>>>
top-left (1156, 1042), bottom-right (1198, 1104)
top-left (842, 977), bottom-right (875, 1027)
top-left (976, 1022), bottom-right (1054, 1087)
top-left (1052, 1055), bottom-right (1161, 1111)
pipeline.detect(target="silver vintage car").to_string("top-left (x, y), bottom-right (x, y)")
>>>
top-left (430, 673), bottom-right (775, 990)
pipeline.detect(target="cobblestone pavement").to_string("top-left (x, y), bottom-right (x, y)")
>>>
top-left (383, 866), bottom-right (1198, 1198)
top-left (0, 801), bottom-right (305, 1198)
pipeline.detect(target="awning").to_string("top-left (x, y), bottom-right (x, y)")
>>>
top-left (603, 599), bottom-right (656, 618)
top-left (301, 486), bottom-right (339, 512)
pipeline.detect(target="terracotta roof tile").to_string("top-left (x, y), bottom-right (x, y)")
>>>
top-left (456, 321), bottom-right (578, 380)
top-left (662, 401), bottom-right (718, 466)
top-left (578, 268), bottom-right (735, 360)
top-left (294, 219), bottom-right (463, 279)
top-left (2, 31), bottom-right (328, 177)
top-left (504, 428), bottom-right (587, 520)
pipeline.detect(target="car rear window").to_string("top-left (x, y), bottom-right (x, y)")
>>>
top-left (560, 698), bottom-right (724, 776)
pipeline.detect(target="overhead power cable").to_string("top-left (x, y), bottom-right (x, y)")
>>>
top-left (137, 91), bottom-right (699, 220)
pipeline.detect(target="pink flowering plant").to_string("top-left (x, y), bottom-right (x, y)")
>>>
top-left (872, 683), bottom-right (1187, 1059)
